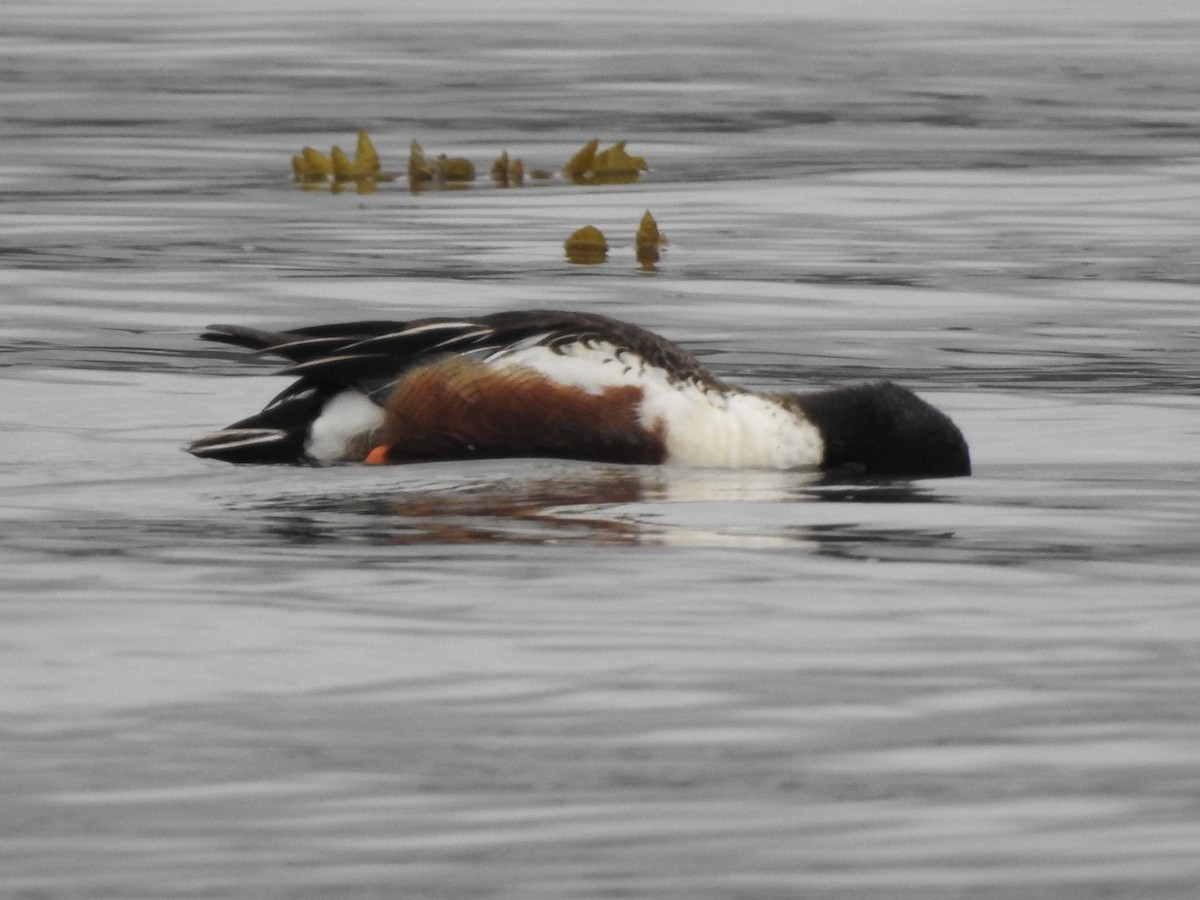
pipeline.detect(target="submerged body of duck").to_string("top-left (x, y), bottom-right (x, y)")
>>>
top-left (188, 309), bottom-right (970, 478)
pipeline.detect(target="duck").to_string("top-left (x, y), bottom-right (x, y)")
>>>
top-left (187, 309), bottom-right (970, 477)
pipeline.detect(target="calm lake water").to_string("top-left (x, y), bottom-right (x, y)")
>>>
top-left (3, 2), bottom-right (1200, 898)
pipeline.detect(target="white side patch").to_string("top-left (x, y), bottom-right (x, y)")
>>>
top-left (304, 390), bottom-right (384, 462)
top-left (643, 385), bottom-right (824, 470)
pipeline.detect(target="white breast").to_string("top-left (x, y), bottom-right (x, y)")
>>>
top-left (643, 383), bottom-right (823, 469)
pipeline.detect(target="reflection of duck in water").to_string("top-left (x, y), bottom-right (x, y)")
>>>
top-left (188, 310), bottom-right (970, 478)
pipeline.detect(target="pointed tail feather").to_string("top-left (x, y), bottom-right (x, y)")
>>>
top-left (186, 428), bottom-right (307, 464)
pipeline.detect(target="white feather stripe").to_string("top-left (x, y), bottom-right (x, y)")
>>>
top-left (432, 328), bottom-right (494, 348)
top-left (481, 332), bottom-right (554, 363)
top-left (192, 429), bottom-right (288, 452)
top-left (393, 321), bottom-right (482, 336)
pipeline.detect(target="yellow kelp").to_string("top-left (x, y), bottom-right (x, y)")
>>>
top-left (562, 139), bottom-right (648, 184)
top-left (354, 129), bottom-right (379, 174)
top-left (491, 150), bottom-right (525, 187)
top-left (409, 141), bottom-right (476, 191)
top-left (564, 225), bottom-right (608, 264)
top-left (292, 130), bottom-right (393, 193)
top-left (292, 146), bottom-right (333, 181)
top-left (635, 210), bottom-right (668, 269)
top-left (561, 139), bottom-right (599, 181)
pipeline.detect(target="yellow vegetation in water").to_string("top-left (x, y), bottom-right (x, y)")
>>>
top-left (561, 139), bottom-right (599, 180)
top-left (290, 133), bottom-right (647, 194)
top-left (562, 139), bottom-right (647, 184)
top-left (330, 146), bottom-right (359, 179)
top-left (491, 150), bottom-right (525, 187)
top-left (593, 141), bottom-right (647, 177)
top-left (438, 155), bottom-right (476, 181)
top-left (491, 151), bottom-right (509, 183)
top-left (635, 210), bottom-right (667, 249)
top-left (408, 140), bottom-right (434, 183)
top-left (635, 210), bottom-right (668, 270)
top-left (354, 129), bottom-right (379, 173)
top-left (409, 141), bottom-right (476, 190)
top-left (293, 146), bottom-right (333, 180)
top-left (292, 130), bottom-right (393, 193)
top-left (563, 225), bottom-right (608, 264)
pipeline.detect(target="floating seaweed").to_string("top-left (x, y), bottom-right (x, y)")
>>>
top-left (292, 133), bottom-right (646, 195)
top-left (409, 141), bottom-right (476, 191)
top-left (491, 151), bottom-right (509, 184)
top-left (635, 209), bottom-right (668, 269)
top-left (292, 146), bottom-right (332, 182)
top-left (562, 139), bottom-right (648, 185)
top-left (491, 150), bottom-right (525, 187)
top-left (352, 129), bottom-right (379, 174)
top-left (592, 141), bottom-right (647, 182)
top-left (292, 130), bottom-right (393, 193)
top-left (561, 139), bottom-right (600, 181)
top-left (564, 225), bottom-right (608, 265)
top-left (407, 140), bottom-right (433, 184)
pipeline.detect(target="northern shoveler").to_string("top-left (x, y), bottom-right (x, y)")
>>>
top-left (187, 309), bottom-right (970, 477)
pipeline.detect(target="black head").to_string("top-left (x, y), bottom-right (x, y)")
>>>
top-left (792, 381), bottom-right (971, 478)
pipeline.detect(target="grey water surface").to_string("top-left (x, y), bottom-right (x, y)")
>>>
top-left (3, 2), bottom-right (1200, 898)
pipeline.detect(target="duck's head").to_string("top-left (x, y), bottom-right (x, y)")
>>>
top-left (789, 381), bottom-right (971, 478)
